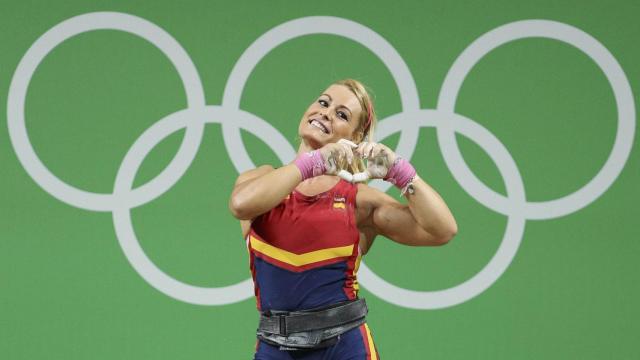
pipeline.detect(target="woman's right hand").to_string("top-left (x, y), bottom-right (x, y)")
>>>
top-left (318, 141), bottom-right (356, 175)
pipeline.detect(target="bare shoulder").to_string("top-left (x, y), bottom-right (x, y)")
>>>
top-left (235, 165), bottom-right (275, 238)
top-left (355, 183), bottom-right (404, 226)
top-left (235, 164), bottom-right (275, 185)
top-left (356, 183), bottom-right (399, 210)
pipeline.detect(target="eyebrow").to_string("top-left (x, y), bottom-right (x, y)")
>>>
top-left (321, 93), bottom-right (353, 115)
top-left (338, 105), bottom-right (353, 115)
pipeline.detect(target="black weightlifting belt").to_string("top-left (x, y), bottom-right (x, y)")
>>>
top-left (257, 298), bottom-right (368, 351)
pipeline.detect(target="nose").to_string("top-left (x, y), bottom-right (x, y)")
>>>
top-left (319, 108), bottom-right (330, 121)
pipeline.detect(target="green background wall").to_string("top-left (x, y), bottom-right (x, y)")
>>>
top-left (2, 0), bottom-right (638, 358)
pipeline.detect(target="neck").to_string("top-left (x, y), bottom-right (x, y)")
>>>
top-left (297, 140), bottom-right (318, 155)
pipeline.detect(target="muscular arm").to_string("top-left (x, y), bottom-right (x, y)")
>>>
top-left (229, 164), bottom-right (302, 220)
top-left (359, 175), bottom-right (457, 247)
top-left (403, 176), bottom-right (457, 244)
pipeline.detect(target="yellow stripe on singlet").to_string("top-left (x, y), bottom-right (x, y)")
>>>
top-left (364, 324), bottom-right (378, 359)
top-left (333, 202), bottom-right (346, 209)
top-left (353, 252), bottom-right (362, 293)
top-left (249, 236), bottom-right (354, 267)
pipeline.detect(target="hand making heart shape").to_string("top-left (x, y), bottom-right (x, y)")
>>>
top-left (326, 139), bottom-right (397, 183)
top-left (294, 139), bottom-right (416, 190)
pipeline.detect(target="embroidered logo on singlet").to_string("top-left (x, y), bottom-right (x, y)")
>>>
top-left (333, 196), bottom-right (346, 209)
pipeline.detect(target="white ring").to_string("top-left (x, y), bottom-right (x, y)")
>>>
top-left (7, 12), bottom-right (206, 211)
top-left (113, 105), bottom-right (293, 305)
top-left (8, 14), bottom-right (634, 308)
top-left (359, 110), bottom-right (526, 309)
top-left (437, 20), bottom-right (635, 219)
top-left (221, 16), bottom-right (421, 172)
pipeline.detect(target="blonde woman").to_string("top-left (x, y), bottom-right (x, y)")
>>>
top-left (230, 79), bottom-right (457, 359)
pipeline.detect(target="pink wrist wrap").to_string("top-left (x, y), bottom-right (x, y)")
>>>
top-left (384, 157), bottom-right (416, 189)
top-left (293, 150), bottom-right (326, 181)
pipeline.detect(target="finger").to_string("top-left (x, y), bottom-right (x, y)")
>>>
top-left (363, 142), bottom-right (376, 159)
top-left (322, 143), bottom-right (338, 160)
top-left (322, 145), bottom-right (340, 174)
top-left (355, 142), bottom-right (366, 158)
top-left (338, 146), bottom-right (349, 164)
top-left (337, 169), bottom-right (354, 182)
top-left (352, 172), bottom-right (369, 182)
top-left (339, 143), bottom-right (354, 164)
top-left (338, 138), bottom-right (358, 148)
top-left (355, 142), bottom-right (367, 158)
top-left (370, 145), bottom-right (383, 158)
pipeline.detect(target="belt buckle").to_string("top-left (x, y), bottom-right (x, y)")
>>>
top-left (278, 314), bottom-right (287, 336)
top-left (265, 310), bottom-right (290, 336)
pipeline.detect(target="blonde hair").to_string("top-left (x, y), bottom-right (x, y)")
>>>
top-left (332, 79), bottom-right (377, 175)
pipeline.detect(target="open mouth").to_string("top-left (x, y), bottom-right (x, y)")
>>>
top-left (309, 119), bottom-right (330, 134)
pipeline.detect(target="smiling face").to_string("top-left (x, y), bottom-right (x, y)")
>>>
top-left (298, 84), bottom-right (364, 150)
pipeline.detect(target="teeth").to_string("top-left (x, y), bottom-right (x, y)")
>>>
top-left (310, 120), bottom-right (329, 134)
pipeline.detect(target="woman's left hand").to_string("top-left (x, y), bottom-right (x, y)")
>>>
top-left (355, 142), bottom-right (397, 180)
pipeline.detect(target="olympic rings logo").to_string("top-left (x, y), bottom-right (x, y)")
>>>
top-left (7, 12), bottom-right (635, 309)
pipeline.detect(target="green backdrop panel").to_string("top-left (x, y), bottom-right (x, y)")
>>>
top-left (2, 1), bottom-right (638, 359)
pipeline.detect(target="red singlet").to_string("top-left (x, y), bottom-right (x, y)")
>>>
top-left (247, 179), bottom-right (362, 312)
